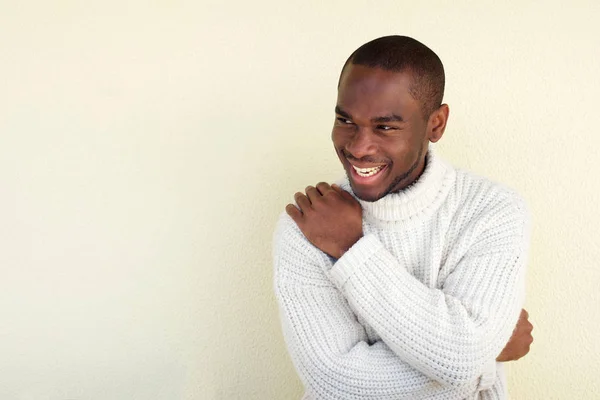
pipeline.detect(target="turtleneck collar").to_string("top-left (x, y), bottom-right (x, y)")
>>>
top-left (339, 148), bottom-right (456, 223)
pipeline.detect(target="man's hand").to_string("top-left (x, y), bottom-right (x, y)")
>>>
top-left (496, 309), bottom-right (534, 362)
top-left (286, 182), bottom-right (363, 259)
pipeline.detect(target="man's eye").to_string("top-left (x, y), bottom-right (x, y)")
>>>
top-left (377, 125), bottom-right (396, 131)
top-left (337, 117), bottom-right (353, 124)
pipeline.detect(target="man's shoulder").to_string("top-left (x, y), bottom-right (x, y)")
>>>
top-left (273, 212), bottom-right (303, 254)
top-left (272, 211), bottom-right (334, 287)
top-left (447, 168), bottom-right (531, 256)
top-left (273, 211), bottom-right (305, 242)
top-left (273, 212), bottom-right (330, 262)
top-left (450, 167), bottom-right (528, 223)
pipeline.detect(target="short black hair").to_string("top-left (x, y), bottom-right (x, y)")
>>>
top-left (339, 35), bottom-right (445, 118)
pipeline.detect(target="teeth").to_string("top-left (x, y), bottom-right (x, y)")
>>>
top-left (352, 165), bottom-right (385, 177)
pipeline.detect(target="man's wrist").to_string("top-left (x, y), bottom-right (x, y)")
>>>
top-left (328, 234), bottom-right (383, 289)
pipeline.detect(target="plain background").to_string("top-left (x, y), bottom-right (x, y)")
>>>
top-left (1, 1), bottom-right (599, 399)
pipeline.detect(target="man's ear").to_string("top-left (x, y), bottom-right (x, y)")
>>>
top-left (428, 104), bottom-right (449, 143)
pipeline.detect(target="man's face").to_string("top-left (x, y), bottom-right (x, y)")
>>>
top-left (332, 64), bottom-right (434, 202)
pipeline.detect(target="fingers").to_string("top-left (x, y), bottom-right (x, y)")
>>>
top-left (519, 309), bottom-right (533, 333)
top-left (294, 192), bottom-right (311, 213)
top-left (287, 183), bottom-right (356, 219)
top-left (288, 185), bottom-right (329, 220)
top-left (341, 190), bottom-right (356, 202)
top-left (305, 185), bottom-right (320, 204)
top-left (316, 182), bottom-right (335, 196)
top-left (285, 203), bottom-right (302, 223)
top-left (526, 319), bottom-right (534, 334)
top-left (332, 183), bottom-right (357, 202)
top-left (319, 182), bottom-right (354, 203)
top-left (307, 183), bottom-right (339, 205)
top-left (515, 309), bottom-right (534, 347)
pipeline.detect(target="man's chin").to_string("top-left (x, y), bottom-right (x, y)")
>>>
top-left (349, 182), bottom-right (385, 202)
top-left (345, 164), bottom-right (391, 202)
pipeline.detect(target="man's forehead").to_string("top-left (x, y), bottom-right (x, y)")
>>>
top-left (339, 64), bottom-right (413, 91)
top-left (337, 65), bottom-right (416, 117)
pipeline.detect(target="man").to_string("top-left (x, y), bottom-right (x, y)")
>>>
top-left (273, 36), bottom-right (533, 399)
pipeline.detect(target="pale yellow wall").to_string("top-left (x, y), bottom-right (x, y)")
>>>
top-left (1, 1), bottom-right (599, 399)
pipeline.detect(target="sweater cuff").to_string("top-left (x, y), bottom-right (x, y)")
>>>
top-left (477, 360), bottom-right (497, 391)
top-left (328, 234), bottom-right (383, 290)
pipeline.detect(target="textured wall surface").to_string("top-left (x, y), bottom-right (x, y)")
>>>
top-left (1, 1), bottom-right (599, 399)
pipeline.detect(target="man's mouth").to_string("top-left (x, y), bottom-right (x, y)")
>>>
top-left (351, 164), bottom-right (386, 177)
top-left (352, 165), bottom-right (385, 178)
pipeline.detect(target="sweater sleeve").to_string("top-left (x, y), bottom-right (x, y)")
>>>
top-left (273, 213), bottom-right (480, 400)
top-left (328, 194), bottom-right (530, 389)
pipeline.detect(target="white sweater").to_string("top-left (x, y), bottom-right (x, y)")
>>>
top-left (273, 150), bottom-right (530, 400)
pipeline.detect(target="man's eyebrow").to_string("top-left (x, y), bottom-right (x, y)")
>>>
top-left (335, 106), bottom-right (405, 123)
top-left (372, 114), bottom-right (404, 123)
top-left (335, 106), bottom-right (352, 119)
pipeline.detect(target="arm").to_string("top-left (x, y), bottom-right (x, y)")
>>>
top-left (327, 195), bottom-right (530, 387)
top-left (274, 214), bottom-right (479, 400)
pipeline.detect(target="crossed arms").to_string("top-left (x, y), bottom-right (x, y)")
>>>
top-left (274, 183), bottom-right (532, 399)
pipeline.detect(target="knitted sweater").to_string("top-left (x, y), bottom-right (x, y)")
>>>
top-left (273, 150), bottom-right (530, 400)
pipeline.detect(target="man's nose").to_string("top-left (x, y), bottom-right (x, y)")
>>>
top-left (346, 128), bottom-right (378, 159)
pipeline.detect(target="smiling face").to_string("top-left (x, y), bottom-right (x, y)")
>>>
top-left (332, 64), bottom-right (448, 202)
